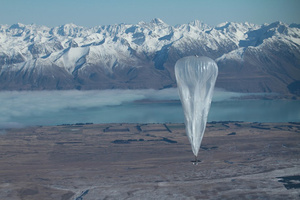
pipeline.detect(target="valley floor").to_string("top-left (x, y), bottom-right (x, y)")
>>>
top-left (0, 122), bottom-right (299, 199)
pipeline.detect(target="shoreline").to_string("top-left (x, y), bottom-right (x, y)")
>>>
top-left (2, 121), bottom-right (300, 131)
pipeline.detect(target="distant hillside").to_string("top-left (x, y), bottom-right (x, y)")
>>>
top-left (0, 19), bottom-right (299, 96)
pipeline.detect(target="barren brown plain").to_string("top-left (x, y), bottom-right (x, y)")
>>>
top-left (0, 122), bottom-right (299, 199)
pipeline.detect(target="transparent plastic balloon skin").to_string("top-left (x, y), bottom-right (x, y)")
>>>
top-left (175, 56), bottom-right (218, 157)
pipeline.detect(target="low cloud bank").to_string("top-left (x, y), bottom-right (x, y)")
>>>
top-left (0, 88), bottom-right (267, 129)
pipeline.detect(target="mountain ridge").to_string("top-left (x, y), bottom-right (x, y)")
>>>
top-left (0, 19), bottom-right (299, 95)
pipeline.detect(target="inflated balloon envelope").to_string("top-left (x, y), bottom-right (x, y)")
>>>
top-left (175, 56), bottom-right (218, 163)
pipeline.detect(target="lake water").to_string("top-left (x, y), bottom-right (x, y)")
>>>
top-left (0, 88), bottom-right (299, 129)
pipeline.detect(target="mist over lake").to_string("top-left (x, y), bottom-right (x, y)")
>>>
top-left (0, 88), bottom-right (299, 129)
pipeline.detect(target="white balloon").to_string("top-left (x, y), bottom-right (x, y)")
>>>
top-left (175, 56), bottom-right (218, 157)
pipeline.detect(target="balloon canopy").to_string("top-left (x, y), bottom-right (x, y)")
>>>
top-left (175, 56), bottom-right (218, 157)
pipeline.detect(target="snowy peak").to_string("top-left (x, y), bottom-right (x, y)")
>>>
top-left (261, 21), bottom-right (289, 36)
top-left (216, 21), bottom-right (258, 32)
top-left (150, 18), bottom-right (166, 25)
top-left (0, 20), bottom-right (299, 93)
top-left (0, 20), bottom-right (298, 63)
top-left (9, 23), bottom-right (26, 29)
top-left (188, 20), bottom-right (211, 30)
top-left (238, 21), bottom-right (297, 47)
top-left (50, 23), bottom-right (86, 37)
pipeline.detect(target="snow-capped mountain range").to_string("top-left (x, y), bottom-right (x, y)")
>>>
top-left (0, 19), bottom-right (299, 95)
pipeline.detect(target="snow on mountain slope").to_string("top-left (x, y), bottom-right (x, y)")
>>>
top-left (51, 46), bottom-right (90, 73)
top-left (0, 19), bottom-right (242, 68)
top-left (0, 19), bottom-right (299, 95)
top-left (216, 47), bottom-right (246, 62)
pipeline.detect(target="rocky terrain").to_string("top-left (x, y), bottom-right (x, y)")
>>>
top-left (0, 19), bottom-right (300, 95)
top-left (0, 122), bottom-right (299, 199)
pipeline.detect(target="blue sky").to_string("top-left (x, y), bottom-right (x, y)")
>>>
top-left (1, 0), bottom-right (300, 27)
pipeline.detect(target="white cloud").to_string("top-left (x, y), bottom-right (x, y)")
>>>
top-left (0, 88), bottom-right (264, 129)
